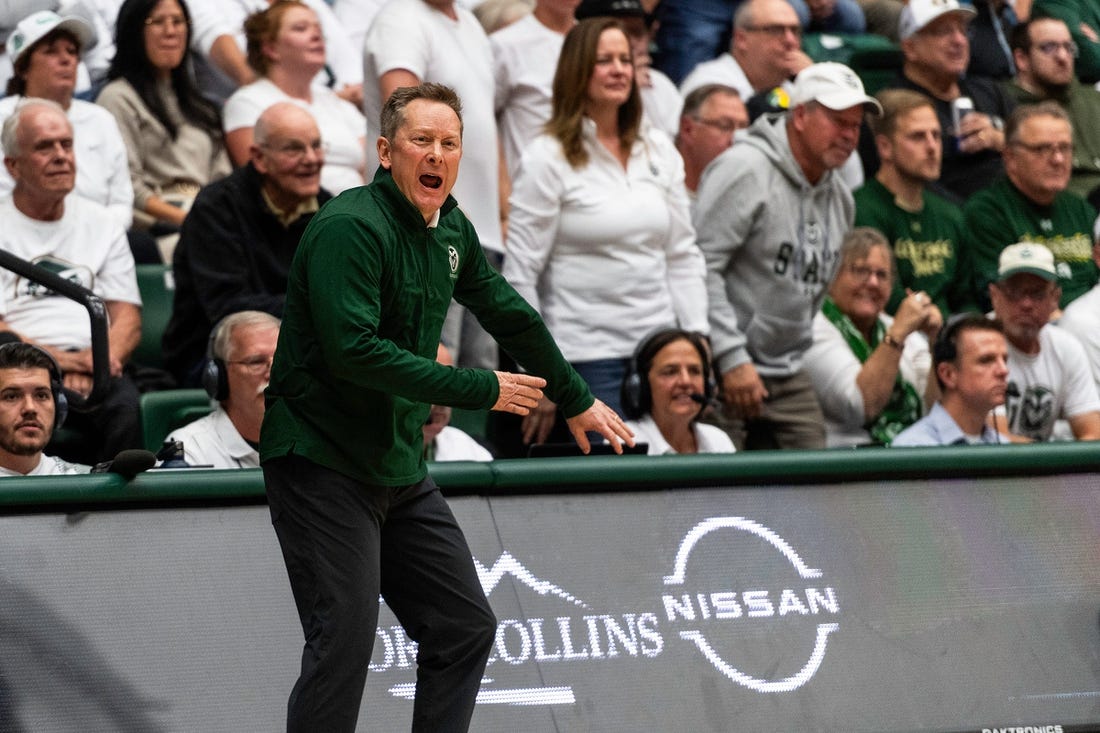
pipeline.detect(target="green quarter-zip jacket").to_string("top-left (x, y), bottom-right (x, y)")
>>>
top-left (261, 168), bottom-right (593, 485)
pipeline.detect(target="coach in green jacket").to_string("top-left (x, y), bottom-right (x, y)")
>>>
top-left (260, 83), bottom-right (633, 733)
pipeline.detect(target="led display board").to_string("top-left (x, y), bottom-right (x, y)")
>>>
top-left (0, 473), bottom-right (1098, 732)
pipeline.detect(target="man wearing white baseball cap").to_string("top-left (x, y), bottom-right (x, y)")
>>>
top-left (0, 9), bottom-right (132, 234)
top-left (988, 242), bottom-right (1100, 442)
top-left (885, 0), bottom-right (1016, 201)
top-left (695, 61), bottom-right (880, 450)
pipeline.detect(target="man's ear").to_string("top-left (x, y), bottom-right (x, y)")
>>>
top-left (250, 145), bottom-right (267, 175)
top-left (377, 136), bottom-right (392, 170)
top-left (3, 156), bottom-right (15, 180)
top-left (873, 133), bottom-right (892, 163)
top-left (938, 361), bottom-right (957, 391)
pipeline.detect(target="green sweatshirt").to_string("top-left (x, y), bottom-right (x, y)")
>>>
top-left (854, 178), bottom-right (973, 316)
top-left (1005, 80), bottom-right (1100, 202)
top-left (963, 177), bottom-right (1098, 310)
top-left (260, 169), bottom-right (593, 486)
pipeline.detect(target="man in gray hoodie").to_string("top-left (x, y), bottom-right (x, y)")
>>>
top-left (695, 62), bottom-right (882, 449)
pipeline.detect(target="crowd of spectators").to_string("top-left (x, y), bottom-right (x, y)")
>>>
top-left (0, 0), bottom-right (1098, 474)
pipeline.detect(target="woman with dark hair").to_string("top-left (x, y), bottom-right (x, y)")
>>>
top-left (96, 0), bottom-right (229, 253)
top-left (502, 18), bottom-right (707, 444)
top-left (222, 0), bottom-right (366, 194)
top-left (620, 328), bottom-right (735, 455)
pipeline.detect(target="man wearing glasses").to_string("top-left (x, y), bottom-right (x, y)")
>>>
top-left (167, 311), bottom-right (280, 468)
top-left (964, 102), bottom-right (1098, 311)
top-left (676, 83), bottom-right (749, 195)
top-left (1007, 17), bottom-right (1100, 206)
top-left (679, 0), bottom-right (806, 102)
top-left (164, 102), bottom-right (331, 387)
top-left (884, 0), bottom-right (1016, 201)
top-left (987, 242), bottom-right (1100, 442)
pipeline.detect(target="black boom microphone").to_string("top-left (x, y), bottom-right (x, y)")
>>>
top-left (689, 392), bottom-right (722, 409)
top-left (91, 449), bottom-right (157, 479)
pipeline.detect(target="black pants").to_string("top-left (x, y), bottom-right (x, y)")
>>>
top-left (263, 454), bottom-right (496, 733)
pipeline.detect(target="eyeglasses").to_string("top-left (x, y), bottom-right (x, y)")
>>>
top-left (145, 14), bottom-right (187, 30)
top-left (1011, 140), bottom-right (1073, 158)
top-left (694, 116), bottom-right (744, 134)
top-left (994, 281), bottom-right (1056, 302)
top-left (742, 23), bottom-right (802, 38)
top-left (1034, 40), bottom-right (1079, 57)
top-left (847, 264), bottom-right (890, 283)
top-left (261, 140), bottom-right (328, 161)
top-left (227, 356), bottom-right (274, 374)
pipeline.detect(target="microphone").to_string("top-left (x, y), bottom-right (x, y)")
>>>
top-left (91, 449), bottom-right (157, 479)
top-left (689, 392), bottom-right (722, 409)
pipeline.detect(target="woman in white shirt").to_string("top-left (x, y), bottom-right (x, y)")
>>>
top-left (503, 18), bottom-right (707, 445)
top-left (222, 0), bottom-right (366, 194)
top-left (621, 328), bottom-right (734, 455)
top-left (804, 227), bottom-right (942, 447)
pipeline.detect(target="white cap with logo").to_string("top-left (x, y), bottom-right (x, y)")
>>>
top-left (6, 10), bottom-right (95, 67)
top-left (788, 62), bottom-right (882, 116)
top-left (899, 0), bottom-right (977, 41)
top-left (998, 242), bottom-right (1058, 282)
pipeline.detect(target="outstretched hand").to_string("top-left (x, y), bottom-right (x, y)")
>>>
top-left (565, 399), bottom-right (635, 455)
top-left (492, 371), bottom-right (546, 416)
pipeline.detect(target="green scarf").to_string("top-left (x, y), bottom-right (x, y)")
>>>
top-left (821, 297), bottom-right (921, 445)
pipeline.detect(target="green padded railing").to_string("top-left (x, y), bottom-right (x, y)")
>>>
top-left (1, 442), bottom-right (1097, 511)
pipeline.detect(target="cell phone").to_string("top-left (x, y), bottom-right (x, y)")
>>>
top-left (950, 96), bottom-right (974, 136)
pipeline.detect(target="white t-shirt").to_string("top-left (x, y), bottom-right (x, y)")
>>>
top-left (502, 121), bottom-right (707, 362)
top-left (805, 311), bottom-right (930, 447)
top-left (0, 96), bottom-right (133, 231)
top-left (0, 197), bottom-right (140, 350)
top-left (187, 0), bottom-right (362, 89)
top-left (431, 425), bottom-right (492, 462)
top-left (364, 0), bottom-right (502, 252)
top-left (1058, 284), bottom-right (1100, 390)
top-left (223, 78), bottom-right (367, 194)
top-left (0, 455), bottom-right (84, 476)
top-left (167, 405), bottom-right (258, 469)
top-left (490, 12), bottom-right (564, 179)
top-left (998, 324), bottom-right (1100, 441)
top-left (679, 52), bottom-right (754, 101)
top-left (641, 67), bottom-right (682, 140)
top-left (624, 414), bottom-right (736, 455)
top-left (332, 0), bottom-right (387, 66)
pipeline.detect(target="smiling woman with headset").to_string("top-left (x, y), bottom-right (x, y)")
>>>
top-left (619, 329), bottom-right (735, 455)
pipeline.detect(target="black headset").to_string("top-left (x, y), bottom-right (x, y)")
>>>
top-left (0, 342), bottom-right (68, 433)
top-left (620, 328), bottom-right (715, 420)
top-left (933, 314), bottom-right (966, 365)
top-left (200, 318), bottom-right (230, 402)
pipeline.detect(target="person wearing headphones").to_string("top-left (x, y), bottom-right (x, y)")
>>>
top-left (0, 342), bottom-right (82, 476)
top-left (620, 328), bottom-right (735, 455)
top-left (891, 314), bottom-right (1009, 446)
top-left (167, 311), bottom-right (279, 468)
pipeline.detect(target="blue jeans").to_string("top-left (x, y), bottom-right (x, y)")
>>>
top-left (571, 357), bottom-right (630, 418)
top-left (789, 0), bottom-right (867, 33)
top-left (654, 0), bottom-right (739, 85)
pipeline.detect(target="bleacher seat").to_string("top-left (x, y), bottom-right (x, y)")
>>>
top-left (140, 388), bottom-right (212, 452)
top-left (802, 33), bottom-right (903, 95)
top-left (134, 263), bottom-right (175, 369)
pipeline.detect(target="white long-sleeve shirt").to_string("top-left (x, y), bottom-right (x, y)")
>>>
top-left (503, 120), bottom-right (708, 363)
